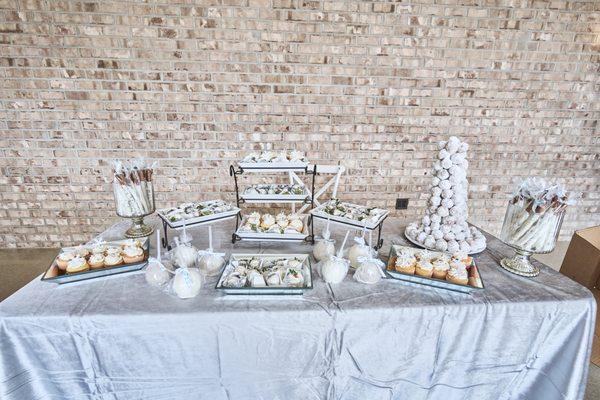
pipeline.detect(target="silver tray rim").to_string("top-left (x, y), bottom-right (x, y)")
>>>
top-left (215, 253), bottom-right (313, 295)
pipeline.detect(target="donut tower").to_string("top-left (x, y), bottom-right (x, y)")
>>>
top-left (406, 136), bottom-right (486, 254)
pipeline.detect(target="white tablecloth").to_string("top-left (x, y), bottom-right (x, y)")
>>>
top-left (0, 217), bottom-right (595, 400)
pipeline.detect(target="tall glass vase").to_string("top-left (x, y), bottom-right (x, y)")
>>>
top-left (499, 198), bottom-right (565, 277)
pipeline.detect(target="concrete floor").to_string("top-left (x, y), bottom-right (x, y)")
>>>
top-left (0, 244), bottom-right (599, 398)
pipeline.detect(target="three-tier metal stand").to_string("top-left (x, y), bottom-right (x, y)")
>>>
top-left (229, 164), bottom-right (317, 244)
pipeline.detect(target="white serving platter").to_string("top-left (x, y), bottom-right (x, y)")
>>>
top-left (403, 227), bottom-right (486, 255)
top-left (235, 215), bottom-right (309, 242)
top-left (310, 203), bottom-right (389, 230)
top-left (215, 253), bottom-right (313, 295)
top-left (238, 161), bottom-right (308, 171)
top-left (157, 207), bottom-right (240, 229)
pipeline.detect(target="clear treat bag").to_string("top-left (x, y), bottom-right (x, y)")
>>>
top-left (353, 256), bottom-right (386, 285)
top-left (197, 226), bottom-right (225, 277)
top-left (318, 230), bottom-right (351, 284)
top-left (499, 178), bottom-right (577, 277)
top-left (313, 217), bottom-right (336, 262)
top-left (145, 230), bottom-right (173, 288)
top-left (346, 227), bottom-right (374, 269)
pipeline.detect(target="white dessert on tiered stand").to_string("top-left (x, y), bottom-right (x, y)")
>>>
top-left (405, 136), bottom-right (486, 254)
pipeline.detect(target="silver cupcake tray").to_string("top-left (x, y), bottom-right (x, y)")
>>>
top-left (234, 215), bottom-right (310, 242)
top-left (215, 253), bottom-right (313, 295)
top-left (386, 245), bottom-right (485, 294)
top-left (41, 238), bottom-right (149, 284)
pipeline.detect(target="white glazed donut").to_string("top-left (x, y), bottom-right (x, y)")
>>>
top-left (450, 153), bottom-right (465, 165)
top-left (430, 195), bottom-right (442, 206)
top-left (448, 165), bottom-right (462, 177)
top-left (442, 199), bottom-right (455, 209)
top-left (438, 149), bottom-right (449, 160)
top-left (443, 231), bottom-right (456, 241)
top-left (437, 169), bottom-right (450, 180)
top-left (441, 189), bottom-right (453, 199)
top-left (449, 206), bottom-right (461, 216)
top-left (446, 136), bottom-right (461, 153)
top-left (448, 174), bottom-right (461, 185)
top-left (437, 206), bottom-right (449, 217)
top-left (435, 239), bottom-right (448, 251)
top-left (445, 215), bottom-right (457, 225)
top-left (459, 240), bottom-right (471, 253)
top-left (430, 221), bottom-right (440, 231)
top-left (423, 226), bottom-right (432, 234)
top-left (447, 240), bottom-right (460, 253)
top-left (431, 176), bottom-right (441, 186)
top-left (451, 224), bottom-right (463, 235)
top-left (424, 236), bottom-right (436, 248)
top-left (438, 180), bottom-right (451, 190)
top-left (422, 215), bottom-right (431, 226)
top-left (432, 229), bottom-right (443, 240)
top-left (441, 157), bottom-right (453, 169)
top-left (432, 187), bottom-right (442, 197)
top-left (417, 231), bottom-right (427, 243)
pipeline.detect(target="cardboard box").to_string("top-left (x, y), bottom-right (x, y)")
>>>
top-left (560, 226), bottom-right (600, 289)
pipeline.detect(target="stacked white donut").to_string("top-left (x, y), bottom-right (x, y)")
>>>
top-left (406, 136), bottom-right (486, 254)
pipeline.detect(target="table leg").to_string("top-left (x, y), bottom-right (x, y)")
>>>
top-left (376, 222), bottom-right (384, 250)
top-left (161, 220), bottom-right (171, 251)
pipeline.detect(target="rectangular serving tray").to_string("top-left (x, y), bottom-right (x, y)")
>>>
top-left (215, 253), bottom-right (313, 295)
top-left (310, 203), bottom-right (389, 230)
top-left (237, 161), bottom-right (308, 171)
top-left (157, 207), bottom-right (240, 229)
top-left (235, 215), bottom-right (309, 242)
top-left (41, 238), bottom-right (150, 284)
top-left (385, 244), bottom-right (484, 294)
top-left (241, 186), bottom-right (310, 203)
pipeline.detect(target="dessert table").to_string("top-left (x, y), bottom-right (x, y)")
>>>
top-left (0, 217), bottom-right (595, 400)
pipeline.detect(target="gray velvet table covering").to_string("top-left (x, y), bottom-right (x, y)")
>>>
top-left (0, 217), bottom-right (595, 400)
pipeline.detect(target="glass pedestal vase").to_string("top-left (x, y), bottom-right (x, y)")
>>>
top-left (123, 214), bottom-right (154, 238)
top-left (500, 248), bottom-right (540, 277)
top-left (499, 199), bottom-right (565, 278)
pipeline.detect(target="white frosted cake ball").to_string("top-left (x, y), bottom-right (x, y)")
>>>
top-left (145, 262), bottom-right (171, 287)
top-left (172, 268), bottom-right (202, 299)
top-left (320, 257), bottom-right (348, 284)
top-left (198, 253), bottom-right (225, 277)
